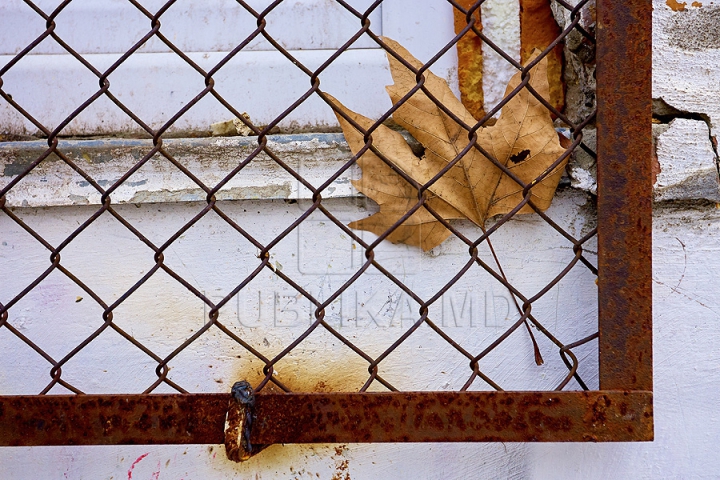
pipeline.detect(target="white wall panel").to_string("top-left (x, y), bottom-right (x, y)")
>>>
top-left (0, 48), bottom-right (394, 135)
top-left (0, 0), bottom-right (382, 54)
top-left (0, 1), bottom-right (500, 134)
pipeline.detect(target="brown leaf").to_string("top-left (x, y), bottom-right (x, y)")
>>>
top-left (382, 37), bottom-right (499, 226)
top-left (483, 52), bottom-right (568, 218)
top-left (329, 38), bottom-right (567, 251)
top-left (325, 94), bottom-right (464, 251)
top-left (382, 37), bottom-right (567, 225)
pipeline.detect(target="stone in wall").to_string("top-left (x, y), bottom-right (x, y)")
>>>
top-left (567, 128), bottom-right (597, 196)
top-left (564, 119), bottom-right (720, 203)
top-left (654, 0), bottom-right (720, 130)
top-left (654, 118), bottom-right (720, 202)
top-left (550, 0), bottom-right (596, 126)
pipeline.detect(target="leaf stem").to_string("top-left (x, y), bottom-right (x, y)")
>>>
top-left (482, 226), bottom-right (544, 366)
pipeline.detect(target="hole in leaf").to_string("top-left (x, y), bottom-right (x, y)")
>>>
top-left (510, 149), bottom-right (531, 164)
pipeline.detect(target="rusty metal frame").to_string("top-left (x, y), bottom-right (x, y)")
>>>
top-left (0, 0), bottom-right (652, 446)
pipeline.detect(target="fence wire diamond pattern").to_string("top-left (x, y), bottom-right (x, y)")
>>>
top-left (0, 0), bottom-right (602, 398)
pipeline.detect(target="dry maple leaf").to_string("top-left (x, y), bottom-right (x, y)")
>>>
top-left (325, 93), bottom-right (465, 250)
top-left (330, 37), bottom-right (567, 250)
top-left (382, 37), bottom-right (499, 227)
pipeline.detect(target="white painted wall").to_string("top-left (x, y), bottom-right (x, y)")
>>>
top-left (1, 0), bottom-right (720, 478)
top-left (0, 132), bottom-right (599, 396)
top-left (0, 0), bottom-right (524, 136)
top-left (0, 0), bottom-right (464, 135)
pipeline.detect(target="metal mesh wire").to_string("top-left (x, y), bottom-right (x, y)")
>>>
top-left (0, 0), bottom-right (599, 395)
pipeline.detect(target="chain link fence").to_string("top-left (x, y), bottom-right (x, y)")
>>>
top-left (0, 0), bottom-right (600, 398)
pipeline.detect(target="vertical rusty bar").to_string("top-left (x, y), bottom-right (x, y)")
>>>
top-left (453, 0), bottom-right (485, 119)
top-left (596, 0), bottom-right (653, 390)
top-left (519, 0), bottom-right (565, 112)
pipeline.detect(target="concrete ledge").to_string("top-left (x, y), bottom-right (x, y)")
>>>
top-left (3, 127), bottom-right (718, 208)
top-left (0, 134), bottom-right (358, 208)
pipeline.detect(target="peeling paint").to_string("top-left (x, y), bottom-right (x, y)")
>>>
top-left (76, 179), bottom-right (147, 188)
top-left (0, 134), bottom-right (357, 207)
top-left (127, 184), bottom-right (293, 203)
top-left (666, 6), bottom-right (720, 50)
top-left (481, 0), bottom-right (521, 116)
top-left (66, 194), bottom-right (90, 205)
top-left (567, 128), bottom-right (597, 195)
top-left (666, 0), bottom-right (688, 11)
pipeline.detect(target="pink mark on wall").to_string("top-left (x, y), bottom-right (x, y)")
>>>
top-left (150, 460), bottom-right (162, 480)
top-left (127, 453), bottom-right (150, 480)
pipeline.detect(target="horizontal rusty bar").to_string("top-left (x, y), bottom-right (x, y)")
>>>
top-left (0, 391), bottom-right (652, 446)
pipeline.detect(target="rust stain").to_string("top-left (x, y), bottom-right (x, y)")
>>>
top-left (331, 460), bottom-right (351, 480)
top-left (520, 0), bottom-right (565, 114)
top-left (692, 1), bottom-right (703, 6)
top-left (453, 1), bottom-right (485, 120)
top-left (232, 352), bottom-right (370, 393)
top-left (332, 444), bottom-right (351, 480)
top-left (666, 0), bottom-right (687, 11)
